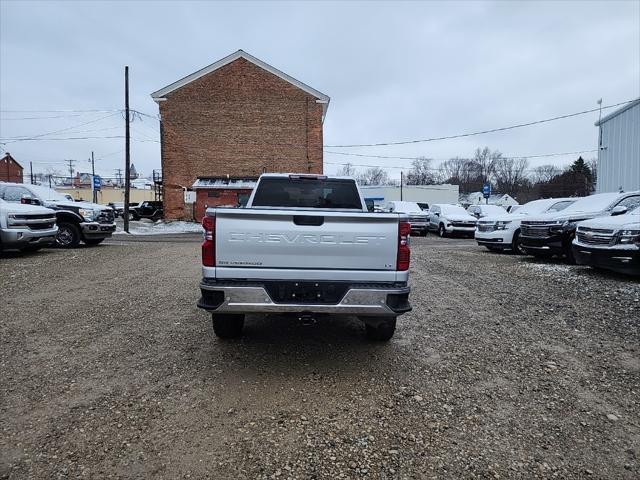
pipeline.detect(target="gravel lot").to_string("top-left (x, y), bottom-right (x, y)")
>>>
top-left (1, 234), bottom-right (639, 479)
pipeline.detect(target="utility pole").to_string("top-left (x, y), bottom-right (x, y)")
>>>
top-left (400, 171), bottom-right (403, 201)
top-left (66, 159), bottom-right (75, 181)
top-left (123, 66), bottom-right (131, 233)
top-left (90, 151), bottom-right (97, 203)
top-left (30, 161), bottom-right (33, 184)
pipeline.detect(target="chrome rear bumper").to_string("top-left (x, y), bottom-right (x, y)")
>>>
top-left (198, 280), bottom-right (411, 316)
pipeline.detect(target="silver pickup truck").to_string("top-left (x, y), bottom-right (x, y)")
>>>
top-left (0, 198), bottom-right (58, 253)
top-left (197, 174), bottom-right (412, 341)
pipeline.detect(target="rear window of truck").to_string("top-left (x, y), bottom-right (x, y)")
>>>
top-left (252, 177), bottom-right (362, 209)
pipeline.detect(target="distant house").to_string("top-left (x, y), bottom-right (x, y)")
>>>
top-left (462, 192), bottom-right (519, 207)
top-left (73, 172), bottom-right (93, 187)
top-left (1, 153), bottom-right (24, 183)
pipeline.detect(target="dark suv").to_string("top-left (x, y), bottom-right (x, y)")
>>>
top-left (128, 201), bottom-right (163, 221)
top-left (520, 191), bottom-right (640, 262)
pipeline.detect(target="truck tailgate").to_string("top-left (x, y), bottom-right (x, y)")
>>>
top-left (214, 209), bottom-right (399, 272)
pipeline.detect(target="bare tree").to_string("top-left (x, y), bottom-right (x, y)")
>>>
top-left (472, 147), bottom-right (502, 184)
top-left (336, 162), bottom-right (356, 177)
top-left (405, 157), bottom-right (436, 185)
top-left (439, 156), bottom-right (482, 192)
top-left (531, 164), bottom-right (561, 184)
top-left (356, 167), bottom-right (390, 186)
top-left (440, 157), bottom-right (468, 184)
top-left (494, 157), bottom-right (529, 195)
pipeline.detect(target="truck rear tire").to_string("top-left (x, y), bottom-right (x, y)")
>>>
top-left (212, 314), bottom-right (245, 339)
top-left (364, 317), bottom-right (397, 341)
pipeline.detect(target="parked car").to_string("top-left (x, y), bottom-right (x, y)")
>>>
top-left (428, 204), bottom-right (477, 237)
top-left (0, 198), bottom-right (58, 253)
top-left (0, 182), bottom-right (116, 248)
top-left (197, 173), bottom-right (412, 341)
top-left (467, 204), bottom-right (508, 219)
top-left (107, 201), bottom-right (141, 218)
top-left (128, 201), bottom-right (163, 221)
top-left (572, 206), bottom-right (640, 275)
top-left (506, 205), bottom-right (522, 214)
top-left (520, 191), bottom-right (640, 261)
top-left (385, 200), bottom-right (428, 236)
top-left (475, 198), bottom-right (575, 253)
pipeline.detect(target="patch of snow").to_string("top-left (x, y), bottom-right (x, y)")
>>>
top-left (114, 219), bottom-right (203, 235)
top-left (523, 263), bottom-right (573, 275)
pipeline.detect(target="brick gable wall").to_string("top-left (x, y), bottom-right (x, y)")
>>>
top-left (159, 57), bottom-right (324, 219)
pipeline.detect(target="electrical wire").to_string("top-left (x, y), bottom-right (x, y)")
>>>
top-left (324, 149), bottom-right (598, 162)
top-left (324, 99), bottom-right (636, 148)
top-left (1, 112), bottom-right (121, 143)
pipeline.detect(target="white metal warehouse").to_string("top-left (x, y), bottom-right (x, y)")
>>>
top-left (595, 98), bottom-right (640, 193)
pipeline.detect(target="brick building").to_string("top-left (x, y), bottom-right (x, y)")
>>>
top-left (151, 50), bottom-right (330, 220)
top-left (1, 153), bottom-right (24, 183)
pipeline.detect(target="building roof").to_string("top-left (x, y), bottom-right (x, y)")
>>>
top-left (1, 153), bottom-right (23, 170)
top-left (193, 176), bottom-right (258, 190)
top-left (595, 98), bottom-right (640, 126)
top-left (151, 49), bottom-right (330, 120)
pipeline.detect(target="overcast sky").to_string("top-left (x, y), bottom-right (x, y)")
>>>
top-left (1, 0), bottom-right (638, 181)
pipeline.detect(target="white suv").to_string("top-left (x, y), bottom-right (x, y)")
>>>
top-left (428, 204), bottom-right (477, 237)
top-left (385, 201), bottom-right (428, 236)
top-left (467, 204), bottom-right (508, 219)
top-left (475, 198), bottom-right (575, 253)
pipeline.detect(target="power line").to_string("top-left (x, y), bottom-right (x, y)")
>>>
top-left (0, 135), bottom-right (126, 143)
top-left (324, 148), bottom-right (598, 162)
top-left (325, 99), bottom-right (636, 148)
top-left (0, 113), bottom-right (89, 120)
top-left (1, 112), bottom-right (121, 143)
top-left (0, 109), bottom-right (120, 113)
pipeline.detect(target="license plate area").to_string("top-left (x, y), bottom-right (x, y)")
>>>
top-left (263, 281), bottom-right (350, 304)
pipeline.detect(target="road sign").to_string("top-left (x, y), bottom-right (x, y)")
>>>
top-left (482, 183), bottom-right (491, 198)
top-left (93, 175), bottom-right (101, 191)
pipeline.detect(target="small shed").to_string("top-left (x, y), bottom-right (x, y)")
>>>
top-left (192, 176), bottom-right (258, 220)
top-left (1, 153), bottom-right (24, 183)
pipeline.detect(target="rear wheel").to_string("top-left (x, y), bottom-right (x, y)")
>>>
top-left (364, 317), bottom-right (397, 341)
top-left (438, 224), bottom-right (446, 238)
top-left (212, 314), bottom-right (245, 339)
top-left (56, 223), bottom-right (81, 248)
top-left (84, 238), bottom-right (105, 246)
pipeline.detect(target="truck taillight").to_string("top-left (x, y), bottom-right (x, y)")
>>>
top-left (397, 221), bottom-right (411, 271)
top-left (202, 215), bottom-right (215, 267)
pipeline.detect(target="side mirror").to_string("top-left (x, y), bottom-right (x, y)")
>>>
top-left (611, 205), bottom-right (628, 216)
top-left (20, 194), bottom-right (33, 205)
